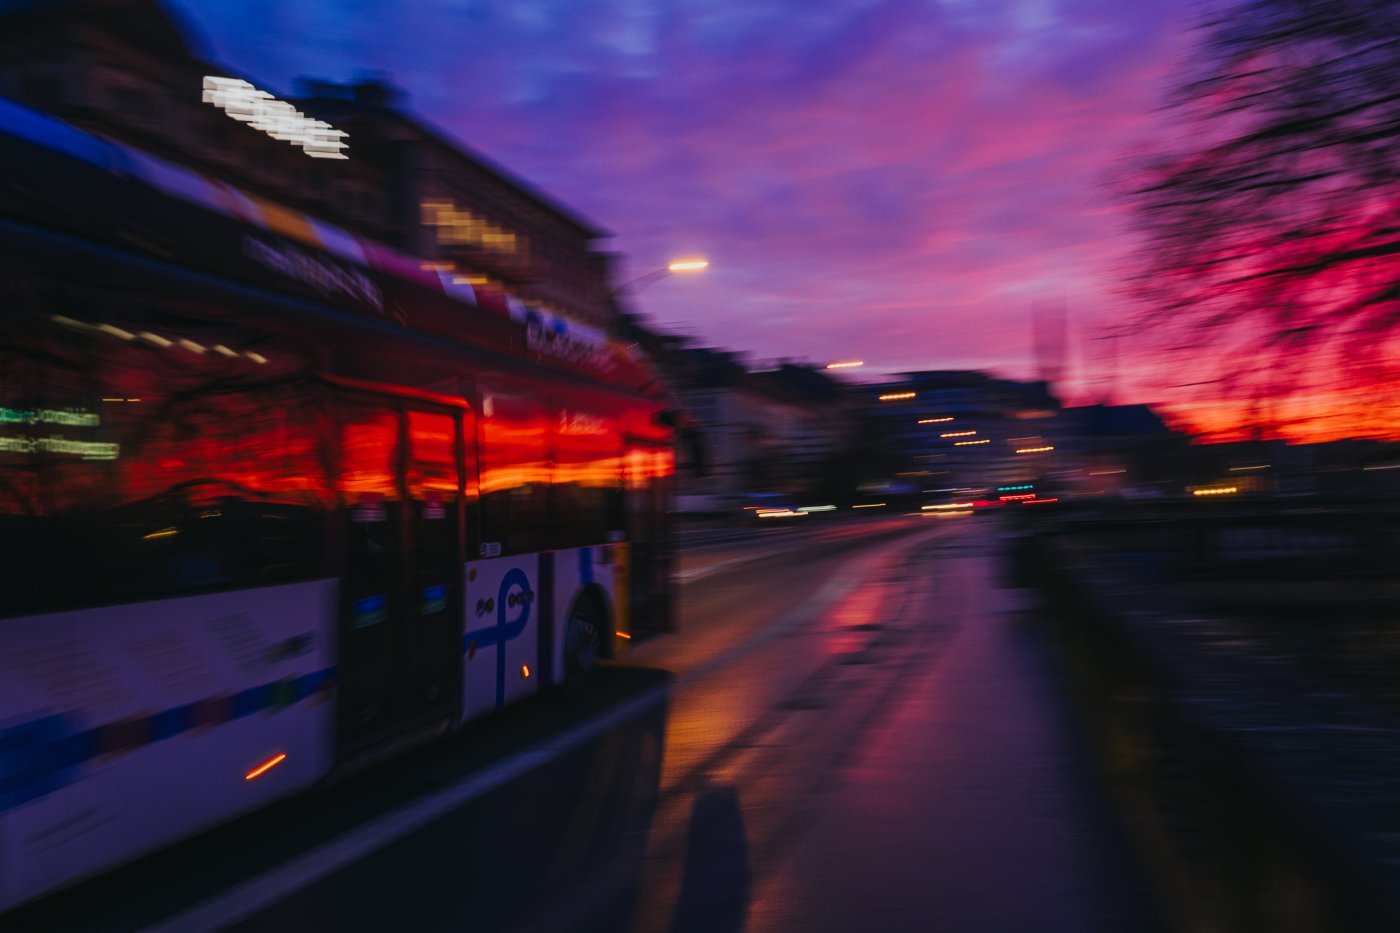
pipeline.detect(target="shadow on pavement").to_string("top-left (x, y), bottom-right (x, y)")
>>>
top-left (669, 782), bottom-right (751, 933)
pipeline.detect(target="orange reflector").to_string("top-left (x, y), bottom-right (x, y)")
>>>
top-left (244, 753), bottom-right (287, 781)
top-left (615, 631), bottom-right (632, 640)
top-left (521, 664), bottom-right (531, 679)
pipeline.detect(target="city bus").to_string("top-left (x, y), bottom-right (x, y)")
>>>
top-left (0, 97), bottom-right (677, 911)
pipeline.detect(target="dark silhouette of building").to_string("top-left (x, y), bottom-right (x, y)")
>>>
top-left (859, 371), bottom-right (1061, 500)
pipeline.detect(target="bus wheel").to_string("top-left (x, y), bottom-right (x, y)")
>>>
top-left (563, 596), bottom-right (603, 693)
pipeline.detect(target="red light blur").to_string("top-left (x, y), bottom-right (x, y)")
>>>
top-left (244, 753), bottom-right (287, 781)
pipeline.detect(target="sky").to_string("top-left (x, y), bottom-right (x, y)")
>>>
top-left (180, 0), bottom-right (1194, 395)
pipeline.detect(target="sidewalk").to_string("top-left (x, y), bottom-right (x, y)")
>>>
top-left (744, 541), bottom-right (1161, 932)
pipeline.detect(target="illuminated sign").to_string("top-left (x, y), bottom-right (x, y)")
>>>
top-left (559, 411), bottom-right (607, 436)
top-left (0, 436), bottom-right (119, 460)
top-left (0, 406), bottom-right (118, 460)
top-left (203, 77), bottom-right (348, 159)
top-left (244, 237), bottom-right (382, 310)
top-left (523, 311), bottom-right (613, 374)
top-left (0, 408), bottom-right (100, 427)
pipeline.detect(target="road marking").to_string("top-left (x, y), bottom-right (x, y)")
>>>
top-left (140, 682), bottom-right (673, 933)
top-left (670, 524), bottom-right (951, 690)
top-left (675, 550), bottom-right (794, 583)
top-left (674, 536), bottom-right (827, 583)
top-left (674, 521), bottom-right (929, 583)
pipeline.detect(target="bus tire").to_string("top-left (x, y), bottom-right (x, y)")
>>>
top-left (562, 593), bottom-right (605, 695)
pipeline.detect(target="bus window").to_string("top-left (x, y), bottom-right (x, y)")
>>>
top-left (552, 403), bottom-right (623, 549)
top-left (0, 314), bottom-right (331, 618)
top-left (478, 390), bottom-right (549, 555)
top-left (336, 405), bottom-right (399, 631)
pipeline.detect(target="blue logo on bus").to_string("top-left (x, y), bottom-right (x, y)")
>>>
top-left (464, 567), bottom-right (534, 707)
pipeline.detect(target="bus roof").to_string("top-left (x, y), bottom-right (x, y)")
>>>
top-left (0, 96), bottom-right (663, 400)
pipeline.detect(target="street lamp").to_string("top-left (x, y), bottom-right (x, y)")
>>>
top-left (611, 257), bottom-right (708, 340)
top-left (607, 259), bottom-right (711, 489)
top-left (615, 258), bottom-right (709, 296)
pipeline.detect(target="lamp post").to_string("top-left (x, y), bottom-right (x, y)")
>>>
top-left (608, 259), bottom-right (712, 547)
top-left (611, 258), bottom-right (709, 344)
top-left (615, 258), bottom-right (709, 297)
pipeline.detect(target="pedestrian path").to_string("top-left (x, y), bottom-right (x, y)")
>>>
top-left (744, 541), bottom-right (1161, 932)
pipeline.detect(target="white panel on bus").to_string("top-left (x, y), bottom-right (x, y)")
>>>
top-left (0, 580), bottom-right (337, 910)
top-left (461, 556), bottom-right (540, 723)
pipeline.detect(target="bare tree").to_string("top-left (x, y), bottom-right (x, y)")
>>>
top-left (1127, 0), bottom-right (1400, 438)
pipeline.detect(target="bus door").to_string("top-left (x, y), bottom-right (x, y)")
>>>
top-left (403, 408), bottom-right (465, 724)
top-left (337, 402), bottom-right (466, 755)
top-left (338, 404), bottom-right (400, 750)
top-left (624, 439), bottom-right (676, 635)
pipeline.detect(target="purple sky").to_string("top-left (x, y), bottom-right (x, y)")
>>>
top-left (182, 0), bottom-right (1192, 392)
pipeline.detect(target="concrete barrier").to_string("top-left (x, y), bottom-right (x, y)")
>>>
top-left (1017, 528), bottom-right (1400, 932)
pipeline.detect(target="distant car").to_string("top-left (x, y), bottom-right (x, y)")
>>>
top-left (739, 493), bottom-right (804, 521)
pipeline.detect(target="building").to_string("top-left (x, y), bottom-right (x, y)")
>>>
top-left (1057, 403), bottom-right (1186, 498)
top-left (750, 363), bottom-right (855, 498)
top-left (0, 0), bottom-right (392, 241)
top-left (640, 341), bottom-right (858, 512)
top-left (294, 78), bottom-right (616, 329)
top-left (858, 371), bottom-right (1061, 501)
top-left (0, 0), bottom-right (617, 331)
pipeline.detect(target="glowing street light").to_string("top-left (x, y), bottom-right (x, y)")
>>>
top-left (826, 361), bottom-right (865, 370)
top-left (617, 258), bottom-right (710, 295)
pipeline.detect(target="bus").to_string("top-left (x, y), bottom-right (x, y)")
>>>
top-left (0, 97), bottom-right (678, 912)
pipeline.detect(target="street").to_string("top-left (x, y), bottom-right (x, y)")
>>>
top-left (581, 512), bottom-right (1160, 931)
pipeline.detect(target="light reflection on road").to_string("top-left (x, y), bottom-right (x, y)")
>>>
top-left (623, 516), bottom-right (1157, 933)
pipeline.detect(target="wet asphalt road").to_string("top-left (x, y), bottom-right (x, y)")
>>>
top-left (615, 513), bottom-right (1161, 932)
